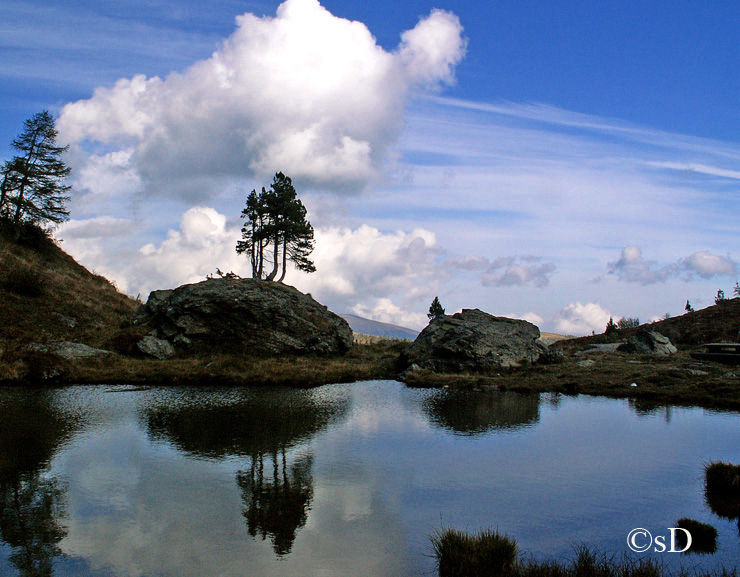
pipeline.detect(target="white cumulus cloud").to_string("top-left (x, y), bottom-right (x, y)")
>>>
top-left (398, 9), bottom-right (467, 89)
top-left (284, 224), bottom-right (442, 318)
top-left (607, 246), bottom-right (676, 285)
top-left (60, 207), bottom-right (442, 327)
top-left (681, 251), bottom-right (737, 279)
top-left (446, 255), bottom-right (557, 288)
top-left (58, 0), bottom-right (466, 199)
top-left (352, 298), bottom-right (429, 331)
top-left (555, 302), bottom-right (612, 336)
top-left (482, 256), bottom-right (556, 288)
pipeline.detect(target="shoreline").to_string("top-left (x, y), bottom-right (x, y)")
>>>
top-left (4, 341), bottom-right (740, 412)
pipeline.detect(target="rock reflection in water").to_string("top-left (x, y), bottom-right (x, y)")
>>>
top-left (145, 388), bottom-right (348, 458)
top-left (0, 391), bottom-right (79, 577)
top-left (628, 398), bottom-right (674, 421)
top-left (145, 387), bottom-right (348, 556)
top-left (424, 390), bottom-right (540, 436)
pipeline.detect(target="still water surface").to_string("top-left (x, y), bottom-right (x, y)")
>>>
top-left (0, 381), bottom-right (739, 576)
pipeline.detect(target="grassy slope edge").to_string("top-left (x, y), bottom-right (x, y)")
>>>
top-left (0, 223), bottom-right (138, 379)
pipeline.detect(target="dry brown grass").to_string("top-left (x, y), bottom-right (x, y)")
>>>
top-left (353, 333), bottom-right (412, 345)
top-left (2, 339), bottom-right (406, 387)
top-left (405, 348), bottom-right (740, 410)
top-left (0, 226), bottom-right (138, 351)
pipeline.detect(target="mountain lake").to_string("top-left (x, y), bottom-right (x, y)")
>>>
top-left (0, 380), bottom-right (739, 576)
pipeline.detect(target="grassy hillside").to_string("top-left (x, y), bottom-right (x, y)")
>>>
top-left (556, 299), bottom-right (740, 355)
top-left (0, 223), bottom-right (139, 379)
top-left (0, 223), bottom-right (138, 347)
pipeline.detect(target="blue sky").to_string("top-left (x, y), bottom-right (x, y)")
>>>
top-left (3, 0), bottom-right (740, 333)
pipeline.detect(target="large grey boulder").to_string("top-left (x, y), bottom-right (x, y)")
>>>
top-left (401, 309), bottom-right (546, 373)
top-left (617, 330), bottom-right (677, 356)
top-left (137, 277), bottom-right (353, 355)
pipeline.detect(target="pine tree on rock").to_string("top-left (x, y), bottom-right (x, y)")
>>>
top-left (428, 296), bottom-right (445, 321)
top-left (236, 173), bottom-right (315, 281)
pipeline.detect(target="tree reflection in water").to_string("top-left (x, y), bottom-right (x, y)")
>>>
top-left (145, 388), bottom-right (348, 556)
top-left (0, 475), bottom-right (66, 577)
top-left (237, 451), bottom-right (313, 556)
top-left (424, 390), bottom-right (540, 436)
top-left (0, 390), bottom-right (79, 577)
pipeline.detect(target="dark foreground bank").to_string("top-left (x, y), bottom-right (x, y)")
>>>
top-left (431, 528), bottom-right (736, 577)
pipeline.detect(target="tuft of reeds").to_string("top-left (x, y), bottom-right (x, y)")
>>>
top-left (675, 518), bottom-right (718, 554)
top-left (431, 527), bottom-right (517, 577)
top-left (430, 529), bottom-right (738, 577)
top-left (705, 462), bottom-right (740, 519)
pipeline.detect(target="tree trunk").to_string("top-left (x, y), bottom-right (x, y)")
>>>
top-left (257, 232), bottom-right (265, 279)
top-left (277, 240), bottom-right (288, 283)
top-left (265, 232), bottom-right (280, 281)
top-left (12, 179), bottom-right (26, 224)
top-left (250, 221), bottom-right (258, 278)
top-left (0, 173), bottom-right (8, 217)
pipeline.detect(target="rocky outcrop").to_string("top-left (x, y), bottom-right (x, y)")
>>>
top-left (617, 330), bottom-right (677, 356)
top-left (137, 277), bottom-right (353, 355)
top-left (400, 309), bottom-right (546, 374)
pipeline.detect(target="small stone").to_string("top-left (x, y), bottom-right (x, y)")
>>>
top-left (25, 341), bottom-right (112, 360)
top-left (52, 312), bottom-right (78, 328)
top-left (137, 335), bottom-right (175, 360)
top-left (617, 330), bottom-right (677, 356)
top-left (685, 369), bottom-right (709, 376)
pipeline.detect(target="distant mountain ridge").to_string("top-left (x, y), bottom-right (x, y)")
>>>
top-left (340, 314), bottom-right (420, 340)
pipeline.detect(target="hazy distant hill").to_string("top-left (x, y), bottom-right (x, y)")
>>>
top-left (539, 332), bottom-right (573, 345)
top-left (340, 314), bottom-right (420, 340)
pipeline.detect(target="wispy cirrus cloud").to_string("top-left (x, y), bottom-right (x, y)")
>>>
top-left (447, 255), bottom-right (556, 288)
top-left (0, 0), bottom-right (232, 88)
top-left (647, 161), bottom-right (740, 181)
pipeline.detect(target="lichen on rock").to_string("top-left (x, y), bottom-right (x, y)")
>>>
top-left (401, 308), bottom-right (546, 374)
top-left (137, 277), bottom-right (353, 356)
